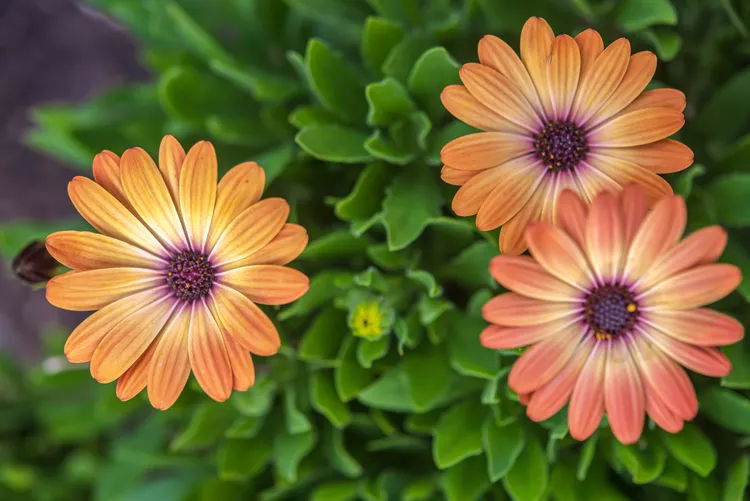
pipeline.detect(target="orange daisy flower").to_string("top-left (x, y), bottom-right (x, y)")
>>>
top-left (481, 185), bottom-right (743, 444)
top-left (441, 17), bottom-right (693, 255)
top-left (45, 136), bottom-right (309, 410)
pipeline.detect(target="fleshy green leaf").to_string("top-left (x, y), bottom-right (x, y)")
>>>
top-left (447, 312), bottom-right (500, 380)
top-left (382, 34), bottom-right (434, 83)
top-left (439, 241), bottom-right (497, 289)
top-left (403, 343), bottom-right (453, 412)
top-left (231, 376), bottom-right (277, 417)
top-left (328, 428), bottom-right (363, 478)
top-left (366, 78), bottom-right (416, 126)
top-left (440, 455), bottom-right (491, 501)
top-left (639, 28), bottom-right (682, 62)
top-left (723, 455), bottom-right (750, 501)
top-left (433, 399), bottom-right (487, 469)
top-left (280, 271), bottom-right (352, 320)
top-left (296, 125), bottom-right (373, 163)
top-left (696, 68), bottom-right (750, 145)
top-left (549, 463), bottom-right (583, 501)
top-left (357, 336), bottom-right (391, 369)
top-left (172, 402), bottom-right (238, 451)
top-left (311, 480), bottom-right (359, 501)
top-left (661, 424), bottom-right (717, 477)
top-left (273, 429), bottom-right (317, 482)
top-left (654, 458), bottom-right (688, 492)
top-left (311, 370), bottom-right (351, 428)
top-left (361, 17), bottom-right (406, 73)
top-left (359, 367), bottom-right (417, 412)
top-left (217, 438), bottom-right (271, 481)
top-left (722, 340), bottom-right (750, 389)
top-left (707, 174), bottom-right (750, 226)
top-left (382, 166), bottom-right (443, 250)
top-left (402, 477), bottom-right (435, 501)
top-left (164, 1), bottom-right (234, 64)
top-left (576, 433), bottom-right (598, 481)
top-left (335, 337), bottom-right (375, 402)
top-left (407, 47), bottom-right (460, 120)
top-left (299, 308), bottom-right (348, 366)
top-left (616, 0), bottom-right (677, 32)
top-left (615, 439), bottom-right (667, 484)
top-left (699, 387), bottom-right (750, 434)
top-left (283, 387), bottom-right (312, 435)
top-left (335, 163), bottom-right (392, 222)
top-left (689, 474), bottom-right (721, 501)
top-left (674, 164), bottom-right (706, 199)
top-left (302, 230), bottom-right (369, 262)
top-left (210, 60), bottom-right (302, 103)
top-left (482, 419), bottom-right (525, 482)
top-left (503, 433), bottom-right (549, 501)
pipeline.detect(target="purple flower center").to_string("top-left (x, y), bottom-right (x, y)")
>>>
top-left (534, 120), bottom-right (588, 172)
top-left (583, 284), bottom-right (638, 339)
top-left (166, 251), bottom-right (216, 302)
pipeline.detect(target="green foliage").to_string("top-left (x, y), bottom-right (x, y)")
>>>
top-left (2, 0), bottom-right (750, 499)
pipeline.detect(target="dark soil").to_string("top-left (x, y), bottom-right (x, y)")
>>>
top-left (0, 0), bottom-right (147, 359)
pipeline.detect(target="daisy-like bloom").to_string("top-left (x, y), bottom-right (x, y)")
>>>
top-left (441, 16), bottom-right (693, 255)
top-left (45, 136), bottom-right (309, 410)
top-left (480, 185), bottom-right (743, 444)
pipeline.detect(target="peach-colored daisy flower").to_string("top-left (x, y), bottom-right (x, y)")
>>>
top-left (481, 185), bottom-right (743, 444)
top-left (441, 17), bottom-right (693, 255)
top-left (45, 136), bottom-right (309, 410)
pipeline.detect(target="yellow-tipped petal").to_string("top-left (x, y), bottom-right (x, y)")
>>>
top-left (116, 335), bottom-right (159, 402)
top-left (224, 334), bottom-right (255, 391)
top-left (46, 231), bottom-right (165, 271)
top-left (574, 29), bottom-right (604, 80)
top-left (546, 35), bottom-right (581, 121)
top-left (46, 268), bottom-right (164, 311)
top-left (158, 135), bottom-right (186, 207)
top-left (179, 141), bottom-right (218, 253)
top-left (478, 34), bottom-right (542, 114)
top-left (520, 16), bottom-right (555, 118)
top-left (92, 151), bottom-right (133, 211)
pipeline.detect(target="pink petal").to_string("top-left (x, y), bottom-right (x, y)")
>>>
top-left (604, 340), bottom-right (645, 444)
top-left (641, 264), bottom-right (742, 309)
top-left (482, 292), bottom-right (576, 326)
top-left (586, 190), bottom-right (625, 282)
top-left (644, 379), bottom-right (683, 434)
top-left (568, 342), bottom-right (607, 441)
top-left (526, 222), bottom-right (594, 289)
top-left (489, 255), bottom-right (581, 302)
top-left (645, 328), bottom-right (732, 377)
top-left (645, 308), bottom-right (744, 347)
top-left (556, 189), bottom-right (588, 249)
top-left (481, 317), bottom-right (575, 350)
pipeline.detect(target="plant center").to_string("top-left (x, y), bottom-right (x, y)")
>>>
top-left (583, 284), bottom-right (638, 340)
top-left (166, 251), bottom-right (216, 302)
top-left (534, 120), bottom-right (588, 172)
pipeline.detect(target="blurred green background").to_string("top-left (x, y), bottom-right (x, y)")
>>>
top-left (2, 0), bottom-right (750, 500)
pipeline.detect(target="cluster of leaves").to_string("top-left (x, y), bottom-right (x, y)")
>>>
top-left (2, 0), bottom-right (750, 500)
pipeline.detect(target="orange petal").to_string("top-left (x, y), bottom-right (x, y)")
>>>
top-left (90, 295), bottom-right (176, 383)
top-left (148, 305), bottom-right (191, 410)
top-left (573, 162), bottom-right (623, 203)
top-left (546, 35), bottom-right (581, 120)
top-left (570, 38), bottom-right (631, 124)
top-left (593, 139), bottom-right (694, 175)
top-left (46, 268), bottom-right (163, 311)
top-left (589, 107), bottom-right (684, 148)
top-left (460, 63), bottom-right (542, 132)
top-left (508, 322), bottom-right (586, 394)
top-left (644, 380), bottom-right (683, 434)
top-left (224, 334), bottom-right (255, 391)
top-left (179, 141), bottom-right (218, 252)
top-left (482, 292), bottom-right (576, 326)
top-left (440, 85), bottom-right (526, 134)
top-left (520, 16), bottom-right (555, 118)
top-left (68, 176), bottom-right (166, 257)
top-left (646, 308), bottom-right (744, 347)
top-left (219, 265), bottom-right (309, 306)
top-left (158, 135), bottom-right (186, 207)
top-left (116, 333), bottom-right (159, 402)
top-left (620, 183), bottom-right (648, 247)
top-left (637, 226), bottom-right (728, 291)
top-left (210, 198), bottom-right (289, 268)
top-left (526, 222), bottom-right (593, 289)
top-left (92, 151), bottom-right (133, 211)
top-left (189, 302), bottom-right (233, 402)
top-left (120, 147), bottom-right (187, 252)
top-left (585, 154), bottom-right (673, 204)
top-left (225, 223), bottom-right (308, 270)
top-left (46, 231), bottom-right (164, 271)
top-left (568, 342), bottom-right (606, 441)
top-left (587, 52), bottom-right (657, 127)
top-left (210, 284), bottom-right (280, 356)
top-left (527, 335), bottom-right (595, 422)
top-left (476, 157), bottom-right (545, 230)
top-left (574, 29), bottom-right (604, 80)
top-left (498, 175), bottom-right (552, 255)
top-left (629, 334), bottom-right (697, 420)
top-left (206, 162), bottom-right (266, 251)
top-left (619, 88), bottom-right (686, 114)
top-left (489, 254), bottom-right (581, 302)
top-left (441, 165), bottom-right (477, 186)
top-left (586, 190), bottom-right (625, 282)
top-left (478, 34), bottom-right (542, 113)
top-left (440, 132), bottom-right (534, 170)
top-left (605, 340), bottom-right (645, 445)
top-left (645, 328), bottom-right (732, 377)
top-left (641, 264), bottom-right (742, 309)
top-left (480, 318), bottom-right (571, 350)
top-left (556, 189), bottom-right (588, 249)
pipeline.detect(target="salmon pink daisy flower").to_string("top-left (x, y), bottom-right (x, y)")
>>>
top-left (45, 136), bottom-right (309, 410)
top-left (441, 17), bottom-right (693, 255)
top-left (481, 185), bottom-right (743, 444)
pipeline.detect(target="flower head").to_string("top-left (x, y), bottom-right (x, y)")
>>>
top-left (481, 184), bottom-right (743, 444)
top-left (45, 136), bottom-right (309, 410)
top-left (441, 17), bottom-right (693, 255)
top-left (349, 300), bottom-right (389, 340)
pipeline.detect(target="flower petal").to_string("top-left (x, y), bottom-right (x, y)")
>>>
top-left (210, 284), bottom-right (280, 356)
top-left (546, 35), bottom-right (581, 121)
top-left (224, 223), bottom-right (308, 270)
top-left (645, 308), bottom-right (744, 347)
top-left (620, 183), bottom-right (649, 247)
top-left (90, 294), bottom-right (176, 383)
top-left (441, 165), bottom-right (477, 186)
top-left (116, 339), bottom-right (158, 402)
top-left (46, 268), bottom-right (164, 311)
top-left (482, 292), bottom-right (576, 326)
top-left (179, 141), bottom-right (218, 253)
top-left (593, 139), bottom-right (693, 175)
top-left (490, 255), bottom-right (581, 302)
top-left (520, 16), bottom-right (555, 118)
top-left (585, 154), bottom-right (673, 204)
top-left (189, 302), bottom-right (233, 402)
top-left (574, 29), bottom-right (604, 80)
top-left (92, 151), bottom-right (133, 211)
top-left (478, 34), bottom-right (542, 113)
top-left (573, 161), bottom-right (622, 203)
top-left (568, 342), bottom-right (607, 441)
top-left (527, 222), bottom-right (593, 289)
top-left (158, 135), bottom-right (186, 207)
top-left (476, 157), bottom-right (545, 230)
top-left (508, 322), bottom-right (587, 394)
top-left (498, 175), bottom-right (552, 255)
top-left (640, 264), bottom-right (741, 309)
top-left (589, 107), bottom-right (685, 148)
top-left (210, 198), bottom-right (289, 267)
top-left (206, 162), bottom-right (265, 251)
top-left (219, 265), bottom-right (309, 306)
top-left (570, 38), bottom-right (631, 124)
top-left (148, 305), bottom-right (191, 410)
top-left (586, 190), bottom-right (625, 282)
top-left (224, 334), bottom-right (255, 391)
top-left (441, 132), bottom-right (534, 170)
top-left (556, 189), bottom-right (588, 249)
top-left (440, 85), bottom-right (526, 133)
top-left (480, 317), bottom-right (575, 350)
top-left (120, 147), bottom-right (187, 252)
top-left (46, 231), bottom-right (164, 271)
top-left (644, 381), bottom-right (683, 434)
top-left (605, 340), bottom-right (645, 444)
top-left (619, 88), bottom-right (686, 114)
top-left (644, 328), bottom-right (732, 377)
top-left (68, 176), bottom-right (166, 257)
top-left (460, 63), bottom-right (542, 132)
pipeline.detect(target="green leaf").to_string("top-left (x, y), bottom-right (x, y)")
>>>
top-left (280, 271), bottom-right (351, 320)
top-left (382, 166), bottom-right (444, 250)
top-left (383, 34), bottom-right (434, 83)
top-left (366, 78), bottom-right (416, 126)
top-left (418, 296), bottom-right (454, 326)
top-left (289, 105), bottom-right (338, 128)
top-left (335, 163), bottom-right (392, 222)
top-left (707, 174), bottom-right (750, 226)
top-left (403, 477), bottom-right (435, 501)
top-left (283, 387), bottom-right (312, 435)
top-left (165, 1), bottom-right (233, 64)
top-left (723, 455), bottom-right (750, 501)
top-left (172, 402), bottom-right (237, 451)
top-left (364, 130), bottom-right (417, 165)
top-left (696, 68), bottom-right (750, 145)
top-left (433, 399), bottom-right (487, 469)
top-left (482, 419), bottom-right (525, 481)
top-left (576, 434), bottom-right (598, 480)
top-left (447, 312), bottom-right (500, 380)
top-left (654, 458), bottom-right (688, 492)
top-left (639, 28), bottom-right (682, 62)
top-left (689, 474), bottom-right (721, 501)
top-left (407, 47), bottom-right (460, 120)
top-left (0, 219), bottom-right (86, 263)
top-left (296, 125), bottom-right (374, 163)
top-left (256, 143), bottom-right (294, 185)
top-left (406, 269), bottom-right (442, 297)
top-left (311, 370), bottom-right (351, 428)
top-left (403, 343), bottom-right (453, 412)
top-left (616, 0), bottom-right (677, 32)
top-left (427, 121), bottom-right (477, 165)
top-left (722, 341), bottom-right (750, 389)
top-left (299, 308), bottom-right (348, 366)
top-left (661, 424), bottom-right (717, 477)
top-left (226, 416), bottom-right (265, 439)
top-left (273, 429), bottom-right (317, 482)
top-left (217, 438), bottom-right (271, 481)
top-left (549, 463), bottom-right (583, 501)
top-left (359, 367), bottom-right (417, 412)
top-left (302, 230), bottom-right (368, 262)
top-left (615, 439), bottom-right (667, 484)
top-left (305, 39), bottom-right (367, 122)
top-left (312, 481), bottom-right (359, 501)
top-left (231, 376), bottom-right (277, 417)
top-left (357, 336), bottom-right (391, 369)
top-left (361, 16), bottom-right (406, 73)
top-left (699, 387), bottom-right (750, 434)
top-left (440, 455), bottom-right (491, 501)
top-left (210, 61), bottom-right (302, 103)
top-left (328, 428), bottom-right (363, 478)
top-left (674, 164), bottom-right (706, 200)
top-left (335, 337), bottom-right (376, 401)
top-left (394, 311), bottom-right (424, 354)
top-left (503, 433), bottom-right (548, 501)
top-left (439, 241), bottom-right (497, 289)
top-left (205, 116), bottom-right (278, 148)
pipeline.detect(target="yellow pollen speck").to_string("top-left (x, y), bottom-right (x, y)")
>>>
top-left (627, 303), bottom-right (637, 313)
top-left (549, 154), bottom-right (555, 159)
top-left (595, 331), bottom-right (613, 340)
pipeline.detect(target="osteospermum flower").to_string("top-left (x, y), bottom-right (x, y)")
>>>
top-left (480, 184), bottom-right (743, 444)
top-left (45, 136), bottom-right (309, 410)
top-left (441, 17), bottom-right (693, 255)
